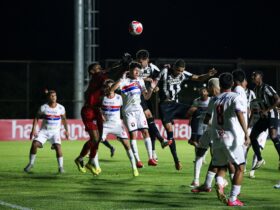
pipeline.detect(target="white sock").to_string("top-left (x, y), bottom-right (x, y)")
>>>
top-left (91, 153), bottom-right (100, 168)
top-left (230, 185), bottom-right (241, 202)
top-left (30, 154), bottom-right (36, 165)
top-left (205, 171), bottom-right (216, 188)
top-left (144, 137), bottom-right (153, 159)
top-left (57, 157), bottom-right (63, 168)
top-left (127, 149), bottom-right (137, 169)
top-left (131, 140), bottom-right (140, 162)
top-left (194, 156), bottom-right (203, 183)
top-left (216, 176), bottom-right (224, 186)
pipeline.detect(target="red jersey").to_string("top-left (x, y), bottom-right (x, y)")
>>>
top-left (84, 72), bottom-right (108, 107)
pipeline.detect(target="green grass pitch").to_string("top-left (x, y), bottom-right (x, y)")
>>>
top-left (0, 140), bottom-right (279, 210)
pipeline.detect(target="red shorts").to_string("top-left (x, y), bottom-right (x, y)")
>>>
top-left (81, 106), bottom-right (103, 132)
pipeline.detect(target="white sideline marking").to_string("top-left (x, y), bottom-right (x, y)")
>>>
top-left (0, 200), bottom-right (32, 210)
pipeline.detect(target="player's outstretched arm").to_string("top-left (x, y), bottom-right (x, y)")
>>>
top-left (191, 68), bottom-right (217, 82)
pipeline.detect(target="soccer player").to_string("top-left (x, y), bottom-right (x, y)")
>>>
top-left (98, 79), bottom-right (138, 176)
top-left (24, 90), bottom-right (69, 173)
top-left (74, 63), bottom-right (108, 175)
top-left (187, 87), bottom-right (210, 187)
top-left (154, 59), bottom-right (217, 170)
top-left (206, 73), bottom-right (250, 206)
top-left (250, 71), bottom-right (280, 170)
top-left (111, 62), bottom-right (157, 168)
top-left (136, 49), bottom-right (172, 161)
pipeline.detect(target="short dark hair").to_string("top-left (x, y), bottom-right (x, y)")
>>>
top-left (252, 71), bottom-right (263, 77)
top-left (219, 73), bottom-right (233, 89)
top-left (232, 69), bottom-right (246, 83)
top-left (88, 62), bottom-right (99, 73)
top-left (136, 49), bottom-right (149, 60)
top-left (174, 59), bottom-right (185, 68)
top-left (104, 79), bottom-right (114, 87)
top-left (45, 89), bottom-right (56, 97)
top-left (129, 62), bottom-right (142, 70)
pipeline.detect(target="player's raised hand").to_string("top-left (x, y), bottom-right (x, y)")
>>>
top-left (208, 68), bottom-right (217, 77)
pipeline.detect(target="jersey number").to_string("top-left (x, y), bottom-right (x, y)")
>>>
top-left (216, 104), bottom-right (224, 125)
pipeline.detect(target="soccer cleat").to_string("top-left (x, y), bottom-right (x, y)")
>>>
top-left (249, 170), bottom-right (255, 179)
top-left (133, 169), bottom-right (139, 177)
top-left (58, 167), bottom-right (65, 174)
top-left (74, 158), bottom-right (86, 173)
top-left (252, 159), bottom-right (265, 170)
top-left (189, 181), bottom-right (199, 188)
top-left (227, 199), bottom-right (244, 206)
top-left (215, 183), bottom-right (227, 204)
top-left (136, 161), bottom-right (144, 168)
top-left (161, 139), bottom-right (173, 149)
top-left (148, 159), bottom-right (157, 166)
top-left (95, 167), bottom-right (102, 175)
top-left (85, 163), bottom-right (99, 175)
top-left (274, 183), bottom-right (280, 189)
top-left (191, 184), bottom-right (212, 193)
top-left (175, 161), bottom-right (182, 171)
top-left (24, 164), bottom-right (33, 173)
top-left (110, 147), bottom-right (115, 158)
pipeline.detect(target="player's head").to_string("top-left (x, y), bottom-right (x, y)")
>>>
top-left (252, 71), bottom-right (263, 85)
top-left (136, 49), bottom-right (149, 68)
top-left (219, 73), bottom-right (233, 90)
top-left (88, 62), bottom-right (102, 75)
top-left (129, 62), bottom-right (141, 79)
top-left (103, 79), bottom-right (115, 95)
top-left (45, 89), bottom-right (57, 103)
top-left (199, 87), bottom-right (208, 98)
top-left (173, 59), bottom-right (185, 76)
top-left (232, 69), bottom-right (247, 88)
top-left (208, 77), bottom-right (220, 96)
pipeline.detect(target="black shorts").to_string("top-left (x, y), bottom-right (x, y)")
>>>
top-left (250, 117), bottom-right (278, 139)
top-left (140, 95), bottom-right (153, 112)
top-left (159, 101), bottom-right (189, 124)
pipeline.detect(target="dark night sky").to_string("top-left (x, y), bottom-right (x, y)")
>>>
top-left (0, 1), bottom-right (280, 61)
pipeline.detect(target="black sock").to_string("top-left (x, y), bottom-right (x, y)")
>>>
top-left (102, 140), bottom-right (114, 150)
top-left (251, 138), bottom-right (262, 161)
top-left (149, 131), bottom-right (156, 150)
top-left (271, 137), bottom-right (280, 158)
top-left (147, 117), bottom-right (163, 142)
top-left (169, 138), bottom-right (179, 163)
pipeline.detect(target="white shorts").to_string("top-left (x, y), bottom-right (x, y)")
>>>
top-left (101, 120), bottom-right (128, 140)
top-left (123, 109), bottom-right (148, 132)
top-left (34, 129), bottom-right (61, 146)
top-left (212, 131), bottom-right (245, 166)
top-left (198, 129), bottom-right (212, 149)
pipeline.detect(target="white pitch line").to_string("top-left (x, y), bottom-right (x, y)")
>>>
top-left (0, 200), bottom-right (32, 210)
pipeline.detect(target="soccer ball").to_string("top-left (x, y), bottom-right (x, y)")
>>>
top-left (129, 21), bottom-right (143, 35)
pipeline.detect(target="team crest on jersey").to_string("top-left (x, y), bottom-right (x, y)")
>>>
top-left (131, 122), bottom-right (135, 127)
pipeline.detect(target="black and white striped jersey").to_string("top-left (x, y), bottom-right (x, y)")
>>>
top-left (245, 88), bottom-right (256, 108)
top-left (156, 67), bottom-right (193, 102)
top-left (139, 63), bottom-right (160, 80)
top-left (254, 83), bottom-right (279, 119)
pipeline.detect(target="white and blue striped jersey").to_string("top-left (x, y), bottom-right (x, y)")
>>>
top-left (101, 94), bottom-right (122, 122)
top-left (119, 77), bottom-right (146, 112)
top-left (39, 103), bottom-right (65, 131)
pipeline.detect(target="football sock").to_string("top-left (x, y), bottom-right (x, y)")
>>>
top-left (102, 140), bottom-right (114, 150)
top-left (89, 142), bottom-right (99, 159)
top-left (169, 139), bottom-right (179, 163)
top-left (91, 153), bottom-right (100, 168)
top-left (251, 138), bottom-right (263, 161)
top-left (271, 137), bottom-right (280, 157)
top-left (144, 137), bottom-right (153, 159)
top-left (216, 176), bottom-right (224, 186)
top-left (229, 185), bottom-right (241, 202)
top-left (147, 117), bottom-right (163, 142)
top-left (149, 132), bottom-right (156, 150)
top-left (205, 171), bottom-right (216, 188)
top-left (131, 139), bottom-right (140, 162)
top-left (29, 154), bottom-right (36, 165)
top-left (127, 149), bottom-right (137, 169)
top-left (57, 157), bottom-right (63, 168)
top-left (194, 156), bottom-right (203, 183)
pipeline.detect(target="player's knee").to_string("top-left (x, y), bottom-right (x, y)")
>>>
top-left (33, 140), bottom-right (42, 148)
top-left (141, 129), bottom-right (150, 138)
